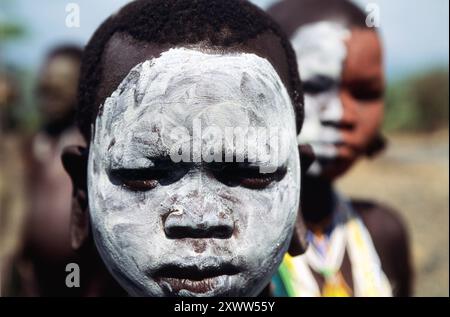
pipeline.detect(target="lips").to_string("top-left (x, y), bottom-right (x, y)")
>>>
top-left (157, 276), bottom-right (225, 294)
top-left (154, 262), bottom-right (241, 294)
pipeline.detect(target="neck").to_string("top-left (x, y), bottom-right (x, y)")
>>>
top-left (301, 175), bottom-right (335, 231)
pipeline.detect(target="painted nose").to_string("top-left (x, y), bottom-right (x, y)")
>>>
top-left (320, 90), bottom-right (356, 130)
top-left (320, 90), bottom-right (344, 123)
top-left (163, 192), bottom-right (234, 239)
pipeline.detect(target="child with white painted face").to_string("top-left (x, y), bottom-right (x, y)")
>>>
top-left (63, 0), bottom-right (310, 297)
top-left (269, 0), bottom-right (412, 297)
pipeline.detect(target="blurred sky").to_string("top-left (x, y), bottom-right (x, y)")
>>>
top-left (1, 0), bottom-right (449, 81)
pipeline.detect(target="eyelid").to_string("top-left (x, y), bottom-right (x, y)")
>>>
top-left (108, 167), bottom-right (168, 192)
top-left (210, 163), bottom-right (287, 190)
top-left (109, 159), bottom-right (155, 171)
top-left (108, 161), bottom-right (192, 192)
top-left (208, 162), bottom-right (285, 172)
top-left (109, 156), bottom-right (178, 171)
top-left (349, 85), bottom-right (383, 101)
top-left (109, 167), bottom-right (167, 179)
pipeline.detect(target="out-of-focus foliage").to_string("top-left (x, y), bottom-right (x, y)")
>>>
top-left (0, 22), bottom-right (24, 42)
top-left (384, 69), bottom-right (449, 132)
top-left (0, 0), bottom-right (25, 43)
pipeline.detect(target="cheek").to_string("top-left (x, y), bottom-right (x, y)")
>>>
top-left (87, 167), bottom-right (169, 263)
top-left (300, 93), bottom-right (344, 146)
top-left (234, 160), bottom-right (300, 257)
top-left (358, 102), bottom-right (384, 141)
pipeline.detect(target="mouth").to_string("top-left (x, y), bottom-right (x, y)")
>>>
top-left (154, 263), bottom-right (241, 295)
top-left (310, 141), bottom-right (360, 161)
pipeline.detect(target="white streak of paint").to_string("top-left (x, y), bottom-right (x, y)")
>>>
top-left (292, 22), bottom-right (351, 174)
top-left (291, 21), bottom-right (350, 81)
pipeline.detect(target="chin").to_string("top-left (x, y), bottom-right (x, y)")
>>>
top-left (319, 158), bottom-right (355, 181)
top-left (124, 274), bottom-right (252, 297)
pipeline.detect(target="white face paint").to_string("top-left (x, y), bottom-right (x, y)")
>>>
top-left (88, 48), bottom-right (301, 297)
top-left (292, 22), bottom-right (351, 174)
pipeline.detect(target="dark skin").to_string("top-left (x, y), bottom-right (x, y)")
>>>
top-left (292, 29), bottom-right (413, 297)
top-left (63, 31), bottom-right (310, 296)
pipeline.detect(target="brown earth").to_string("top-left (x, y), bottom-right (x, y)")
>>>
top-left (337, 129), bottom-right (449, 297)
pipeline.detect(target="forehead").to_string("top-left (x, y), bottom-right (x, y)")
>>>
top-left (343, 28), bottom-right (383, 83)
top-left (291, 23), bottom-right (383, 91)
top-left (291, 21), bottom-right (351, 80)
top-left (96, 32), bottom-right (292, 111)
top-left (99, 47), bottom-right (294, 132)
top-left (43, 56), bottom-right (79, 76)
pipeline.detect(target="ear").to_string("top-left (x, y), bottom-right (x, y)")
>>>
top-left (62, 145), bottom-right (90, 251)
top-left (287, 144), bottom-right (315, 256)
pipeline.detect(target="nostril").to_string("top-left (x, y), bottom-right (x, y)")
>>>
top-left (164, 224), bottom-right (233, 239)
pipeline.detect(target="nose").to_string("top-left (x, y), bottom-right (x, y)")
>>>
top-left (321, 89), bottom-right (357, 130)
top-left (163, 193), bottom-right (234, 239)
top-left (339, 90), bottom-right (358, 129)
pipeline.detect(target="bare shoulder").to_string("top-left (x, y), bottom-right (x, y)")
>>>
top-left (351, 199), bottom-right (413, 296)
top-left (351, 200), bottom-right (409, 245)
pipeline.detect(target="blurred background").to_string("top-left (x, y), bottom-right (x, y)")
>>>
top-left (1, 0), bottom-right (448, 296)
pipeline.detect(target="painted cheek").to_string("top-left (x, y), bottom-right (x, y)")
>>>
top-left (299, 92), bottom-right (343, 162)
top-left (244, 151), bottom-right (299, 245)
top-left (320, 90), bottom-right (344, 123)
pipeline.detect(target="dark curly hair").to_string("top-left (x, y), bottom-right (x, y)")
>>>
top-left (268, 0), bottom-right (370, 38)
top-left (76, 0), bottom-right (304, 140)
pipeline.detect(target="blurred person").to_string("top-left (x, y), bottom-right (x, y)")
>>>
top-left (15, 45), bottom-right (123, 296)
top-left (268, 0), bottom-right (412, 297)
top-left (0, 69), bottom-right (26, 296)
top-left (0, 69), bottom-right (20, 131)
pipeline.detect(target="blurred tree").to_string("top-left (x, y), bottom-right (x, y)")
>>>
top-left (0, 0), bottom-right (25, 43)
top-left (0, 22), bottom-right (24, 42)
top-left (384, 69), bottom-right (449, 132)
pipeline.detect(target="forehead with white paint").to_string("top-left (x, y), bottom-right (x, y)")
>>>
top-left (93, 48), bottom-right (296, 169)
top-left (291, 21), bottom-right (350, 81)
top-left (87, 47), bottom-right (300, 297)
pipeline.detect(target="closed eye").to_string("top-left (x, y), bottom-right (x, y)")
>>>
top-left (350, 85), bottom-right (383, 101)
top-left (347, 78), bottom-right (384, 101)
top-left (210, 163), bottom-right (287, 190)
top-left (109, 168), bottom-right (169, 191)
top-left (109, 161), bottom-right (190, 192)
top-left (303, 75), bottom-right (337, 95)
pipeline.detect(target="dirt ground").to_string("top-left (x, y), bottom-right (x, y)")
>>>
top-left (337, 128), bottom-right (449, 297)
